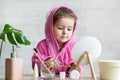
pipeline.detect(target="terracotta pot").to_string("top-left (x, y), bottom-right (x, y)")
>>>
top-left (5, 58), bottom-right (23, 80)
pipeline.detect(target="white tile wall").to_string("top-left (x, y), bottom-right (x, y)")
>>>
top-left (0, 0), bottom-right (120, 77)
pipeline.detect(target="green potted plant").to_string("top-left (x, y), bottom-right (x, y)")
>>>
top-left (0, 24), bottom-right (31, 80)
top-left (0, 24), bottom-right (31, 57)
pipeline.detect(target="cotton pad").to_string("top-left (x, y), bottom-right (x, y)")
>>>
top-left (70, 70), bottom-right (80, 80)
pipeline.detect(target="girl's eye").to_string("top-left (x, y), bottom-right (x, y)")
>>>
top-left (68, 28), bottom-right (72, 31)
top-left (58, 27), bottom-right (63, 30)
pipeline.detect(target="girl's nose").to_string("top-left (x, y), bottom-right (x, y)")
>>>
top-left (63, 29), bottom-right (67, 34)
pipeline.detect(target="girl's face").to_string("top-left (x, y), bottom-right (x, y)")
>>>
top-left (54, 17), bottom-right (75, 47)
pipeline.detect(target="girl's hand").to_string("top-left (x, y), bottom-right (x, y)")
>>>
top-left (69, 63), bottom-right (80, 72)
top-left (45, 58), bottom-right (53, 67)
top-left (45, 58), bottom-right (60, 68)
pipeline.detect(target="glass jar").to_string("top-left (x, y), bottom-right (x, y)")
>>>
top-left (40, 62), bottom-right (55, 80)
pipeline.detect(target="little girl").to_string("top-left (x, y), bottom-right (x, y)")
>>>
top-left (32, 6), bottom-right (83, 76)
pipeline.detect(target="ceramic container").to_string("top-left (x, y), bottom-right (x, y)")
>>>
top-left (5, 58), bottom-right (23, 80)
top-left (99, 60), bottom-right (120, 80)
top-left (60, 72), bottom-right (66, 80)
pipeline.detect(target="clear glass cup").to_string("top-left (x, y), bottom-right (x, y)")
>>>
top-left (40, 62), bottom-right (55, 80)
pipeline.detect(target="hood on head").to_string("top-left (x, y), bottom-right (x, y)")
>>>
top-left (45, 6), bottom-right (78, 53)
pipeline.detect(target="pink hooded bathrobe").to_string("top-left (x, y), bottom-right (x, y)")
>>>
top-left (32, 6), bottom-right (83, 76)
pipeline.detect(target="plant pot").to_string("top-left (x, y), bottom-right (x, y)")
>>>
top-left (5, 58), bottom-right (23, 80)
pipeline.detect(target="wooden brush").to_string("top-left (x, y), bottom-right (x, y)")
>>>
top-left (33, 48), bottom-right (53, 75)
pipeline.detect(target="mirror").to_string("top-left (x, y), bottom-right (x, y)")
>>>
top-left (71, 36), bottom-right (102, 80)
top-left (72, 36), bottom-right (102, 64)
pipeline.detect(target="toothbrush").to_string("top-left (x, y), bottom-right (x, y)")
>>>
top-left (33, 48), bottom-right (53, 76)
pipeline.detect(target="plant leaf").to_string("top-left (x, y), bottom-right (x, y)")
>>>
top-left (3, 24), bottom-right (23, 34)
top-left (7, 32), bottom-right (17, 45)
top-left (21, 35), bottom-right (31, 45)
top-left (3, 24), bottom-right (31, 45)
top-left (3, 24), bottom-right (12, 33)
top-left (0, 33), bottom-right (5, 41)
top-left (14, 32), bottom-right (25, 44)
top-left (24, 38), bottom-right (31, 45)
top-left (0, 24), bottom-right (31, 58)
top-left (14, 31), bottom-right (31, 45)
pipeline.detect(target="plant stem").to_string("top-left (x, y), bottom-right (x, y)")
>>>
top-left (0, 41), bottom-right (4, 58)
top-left (12, 45), bottom-right (14, 54)
top-left (11, 45), bottom-right (16, 58)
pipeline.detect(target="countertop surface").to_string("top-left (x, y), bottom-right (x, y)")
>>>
top-left (0, 74), bottom-right (100, 80)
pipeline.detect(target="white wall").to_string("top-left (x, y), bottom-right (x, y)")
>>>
top-left (0, 0), bottom-right (120, 77)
